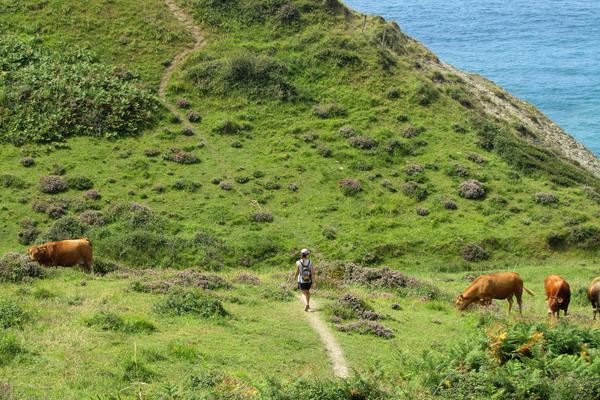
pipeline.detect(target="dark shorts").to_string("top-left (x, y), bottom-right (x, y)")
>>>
top-left (298, 282), bottom-right (312, 291)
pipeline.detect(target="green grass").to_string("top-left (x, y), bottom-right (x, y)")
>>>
top-left (2, 0), bottom-right (600, 398)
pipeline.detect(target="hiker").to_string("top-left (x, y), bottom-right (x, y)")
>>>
top-left (294, 249), bottom-right (316, 312)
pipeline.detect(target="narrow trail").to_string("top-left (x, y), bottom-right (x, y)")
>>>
top-left (300, 297), bottom-right (350, 378)
top-left (159, 0), bottom-right (349, 378)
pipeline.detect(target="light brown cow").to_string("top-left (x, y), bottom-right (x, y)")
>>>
top-left (587, 277), bottom-right (600, 320)
top-left (28, 238), bottom-right (93, 273)
top-left (456, 272), bottom-right (534, 314)
top-left (544, 275), bottom-right (570, 318)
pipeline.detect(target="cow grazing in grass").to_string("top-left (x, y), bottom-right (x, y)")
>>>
top-left (587, 277), bottom-right (600, 320)
top-left (456, 272), bottom-right (534, 314)
top-left (544, 275), bottom-right (570, 318)
top-left (28, 238), bottom-right (93, 273)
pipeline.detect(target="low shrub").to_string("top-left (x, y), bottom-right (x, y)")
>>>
top-left (403, 126), bottom-right (425, 139)
top-left (122, 358), bottom-right (155, 382)
top-left (349, 136), bottom-right (377, 150)
top-left (416, 207), bottom-right (429, 216)
top-left (44, 216), bottom-right (87, 242)
top-left (163, 148), bottom-right (200, 164)
top-left (251, 212), bottom-right (274, 223)
top-left (39, 175), bottom-right (68, 194)
top-left (339, 178), bottom-right (361, 196)
top-left (84, 190), bottom-right (101, 200)
top-left (85, 311), bottom-right (156, 334)
top-left (335, 320), bottom-right (394, 339)
top-left (153, 290), bottom-right (228, 318)
top-left (260, 284), bottom-right (294, 302)
top-left (0, 300), bottom-right (27, 329)
top-left (313, 103), bottom-right (347, 118)
top-left (234, 272), bottom-right (261, 286)
top-left (466, 152), bottom-right (487, 164)
top-left (19, 157), bottom-right (35, 168)
top-left (93, 259), bottom-right (120, 275)
top-left (0, 253), bottom-right (45, 283)
top-left (277, 2), bottom-right (301, 24)
top-left (172, 180), bottom-right (201, 192)
top-left (219, 182), bottom-right (233, 191)
top-left (461, 243), bottom-right (489, 262)
top-left (187, 111), bottom-right (201, 123)
top-left (66, 176), bottom-right (93, 190)
top-left (338, 125), bottom-right (356, 138)
top-left (534, 192), bottom-right (559, 205)
top-left (17, 220), bottom-right (40, 245)
top-left (413, 82), bottom-right (439, 106)
top-left (443, 199), bottom-right (458, 210)
top-left (176, 98), bottom-right (190, 109)
top-left (144, 148), bottom-right (161, 157)
top-left (181, 127), bottom-right (195, 136)
top-left (458, 180), bottom-right (486, 200)
top-left (319, 146), bottom-right (332, 157)
top-left (213, 120), bottom-right (251, 135)
top-left (0, 334), bottom-right (25, 366)
top-left (79, 210), bottom-right (105, 226)
top-left (288, 183), bottom-right (299, 192)
top-left (404, 163), bottom-right (423, 175)
top-left (401, 181), bottom-right (428, 201)
top-left (0, 174), bottom-right (27, 189)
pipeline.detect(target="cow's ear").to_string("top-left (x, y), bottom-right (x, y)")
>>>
top-left (557, 298), bottom-right (564, 303)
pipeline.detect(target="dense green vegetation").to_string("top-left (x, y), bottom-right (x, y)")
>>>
top-left (2, 0), bottom-right (600, 398)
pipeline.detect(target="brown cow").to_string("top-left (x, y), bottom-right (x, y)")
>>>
top-left (587, 277), bottom-right (600, 320)
top-left (455, 272), bottom-right (534, 314)
top-left (28, 238), bottom-right (93, 273)
top-left (544, 275), bottom-right (570, 318)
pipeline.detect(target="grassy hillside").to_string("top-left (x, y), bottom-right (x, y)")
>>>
top-left (2, 0), bottom-right (600, 398)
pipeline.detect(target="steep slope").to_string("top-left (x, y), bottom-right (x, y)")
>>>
top-left (1, 0), bottom-right (600, 271)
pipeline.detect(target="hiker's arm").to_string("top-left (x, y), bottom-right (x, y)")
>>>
top-left (312, 266), bottom-right (317, 288)
top-left (293, 264), bottom-right (299, 281)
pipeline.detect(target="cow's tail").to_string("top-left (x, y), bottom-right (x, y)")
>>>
top-left (524, 287), bottom-right (534, 296)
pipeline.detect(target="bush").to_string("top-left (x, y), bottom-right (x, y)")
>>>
top-left (153, 290), bottom-right (228, 318)
top-left (17, 220), bottom-right (40, 245)
top-left (181, 127), bottom-right (195, 136)
top-left (93, 259), bottom-right (120, 275)
top-left (213, 120), bottom-right (251, 135)
top-left (78, 210), bottom-right (104, 226)
top-left (0, 37), bottom-right (157, 144)
top-left (122, 358), bottom-right (155, 382)
top-left (404, 163), bottom-right (423, 175)
top-left (66, 176), bottom-right (93, 190)
top-left (0, 174), bottom-right (27, 189)
top-left (0, 334), bottom-right (25, 366)
top-left (461, 243), bottom-right (489, 262)
top-left (19, 157), bottom-right (34, 168)
top-left (403, 125), bottom-right (425, 139)
top-left (187, 50), bottom-right (297, 101)
top-left (39, 175), bottom-right (68, 194)
top-left (313, 103), bottom-right (347, 118)
top-left (278, 3), bottom-right (300, 24)
top-left (413, 82), bottom-right (439, 106)
top-left (458, 180), bottom-right (485, 200)
top-left (176, 98), bottom-right (190, 109)
top-left (338, 125), bottom-right (356, 138)
top-left (219, 182), bottom-right (232, 191)
top-left (0, 300), bottom-right (27, 329)
top-left (401, 181), bottom-right (428, 201)
top-left (84, 311), bottom-right (156, 334)
top-left (336, 320), bottom-right (394, 339)
top-left (163, 148), bottom-right (200, 164)
top-left (144, 148), bottom-right (160, 157)
top-left (234, 272), bottom-right (261, 286)
top-left (172, 180), bottom-right (201, 192)
top-left (349, 136), bottom-right (377, 150)
top-left (187, 111), bottom-right (201, 123)
top-left (261, 284), bottom-right (294, 302)
top-left (84, 190), bottom-right (101, 200)
top-left (416, 207), bottom-right (429, 216)
top-left (288, 183), bottom-right (299, 192)
top-left (0, 253), bottom-right (45, 283)
top-left (443, 199), bottom-right (458, 210)
top-left (251, 212), bottom-right (274, 223)
top-left (45, 216), bottom-right (87, 242)
top-left (319, 146), bottom-right (332, 157)
top-left (534, 192), bottom-right (559, 205)
top-left (339, 178), bottom-right (361, 196)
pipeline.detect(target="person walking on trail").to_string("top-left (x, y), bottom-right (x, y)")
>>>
top-left (295, 249), bottom-right (316, 312)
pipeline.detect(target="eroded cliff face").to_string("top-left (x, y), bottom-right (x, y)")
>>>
top-left (440, 62), bottom-right (600, 178)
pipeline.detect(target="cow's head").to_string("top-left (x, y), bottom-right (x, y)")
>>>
top-left (455, 294), bottom-right (467, 310)
top-left (27, 245), bottom-right (47, 263)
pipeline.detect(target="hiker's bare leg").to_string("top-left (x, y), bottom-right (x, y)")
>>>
top-left (301, 290), bottom-right (310, 311)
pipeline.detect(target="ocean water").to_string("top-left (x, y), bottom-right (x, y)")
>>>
top-left (345, 0), bottom-right (600, 155)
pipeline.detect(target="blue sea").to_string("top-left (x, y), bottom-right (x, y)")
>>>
top-left (345, 0), bottom-right (600, 155)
